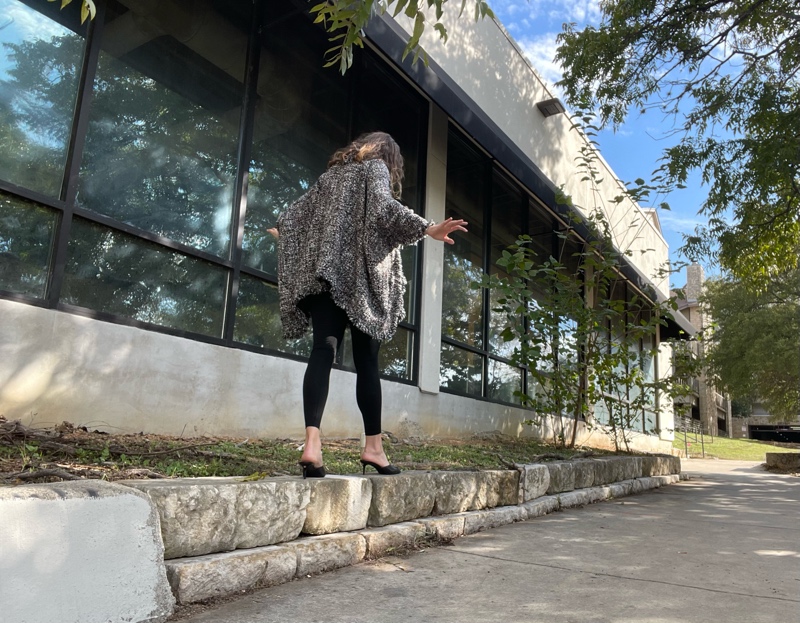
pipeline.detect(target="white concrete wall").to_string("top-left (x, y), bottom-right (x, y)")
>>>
top-left (0, 299), bottom-right (673, 452)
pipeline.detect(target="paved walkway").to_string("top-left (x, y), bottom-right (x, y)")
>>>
top-left (177, 459), bottom-right (800, 623)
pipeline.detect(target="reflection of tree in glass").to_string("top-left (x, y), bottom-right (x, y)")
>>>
top-left (0, 194), bottom-right (57, 297)
top-left (62, 219), bottom-right (227, 336)
top-left (77, 39), bottom-right (242, 257)
top-left (442, 250), bottom-right (483, 347)
top-left (0, 34), bottom-right (84, 196)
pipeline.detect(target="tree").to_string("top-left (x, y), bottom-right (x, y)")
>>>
top-left (702, 269), bottom-right (800, 422)
top-left (478, 211), bottom-right (690, 451)
top-left (309, 0), bottom-right (493, 72)
top-left (555, 0), bottom-right (800, 290)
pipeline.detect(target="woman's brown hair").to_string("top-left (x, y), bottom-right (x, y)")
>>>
top-left (328, 132), bottom-right (405, 199)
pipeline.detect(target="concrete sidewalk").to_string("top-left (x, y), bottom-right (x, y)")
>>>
top-left (176, 459), bottom-right (799, 623)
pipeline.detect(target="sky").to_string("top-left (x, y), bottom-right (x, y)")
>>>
top-left (487, 0), bottom-right (711, 288)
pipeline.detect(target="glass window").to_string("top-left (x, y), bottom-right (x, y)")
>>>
top-left (487, 359), bottom-right (522, 404)
top-left (234, 274), bottom-right (311, 356)
top-left (442, 131), bottom-right (485, 347)
top-left (62, 217), bottom-right (227, 336)
top-left (0, 0), bottom-right (85, 196)
top-left (77, 0), bottom-right (251, 257)
top-left (440, 342), bottom-right (483, 396)
top-left (489, 172), bottom-right (523, 359)
top-left (242, 5), bottom-right (352, 276)
top-left (341, 326), bottom-right (413, 381)
top-left (0, 192), bottom-right (57, 297)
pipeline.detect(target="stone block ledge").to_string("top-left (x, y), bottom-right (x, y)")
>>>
top-left (0, 454), bottom-right (681, 620)
top-left (162, 466), bottom-right (680, 605)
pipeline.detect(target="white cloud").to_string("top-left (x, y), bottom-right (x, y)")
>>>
top-left (490, 0), bottom-right (602, 30)
top-left (658, 212), bottom-right (707, 234)
top-left (517, 32), bottom-right (564, 90)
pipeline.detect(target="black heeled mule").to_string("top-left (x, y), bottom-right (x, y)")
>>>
top-left (298, 461), bottom-right (326, 479)
top-left (360, 460), bottom-right (401, 475)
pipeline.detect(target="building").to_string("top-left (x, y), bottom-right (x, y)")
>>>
top-left (0, 0), bottom-right (693, 452)
top-left (672, 264), bottom-right (732, 436)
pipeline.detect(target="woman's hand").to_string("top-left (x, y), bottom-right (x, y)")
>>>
top-left (267, 227), bottom-right (279, 240)
top-left (426, 218), bottom-right (468, 244)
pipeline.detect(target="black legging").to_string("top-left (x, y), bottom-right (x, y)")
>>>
top-left (301, 293), bottom-right (382, 436)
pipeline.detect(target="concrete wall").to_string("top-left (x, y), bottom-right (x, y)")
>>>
top-left (0, 297), bottom-right (673, 452)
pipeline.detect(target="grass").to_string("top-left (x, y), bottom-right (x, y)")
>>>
top-left (1, 418), bottom-right (610, 483)
top-left (673, 433), bottom-right (798, 461)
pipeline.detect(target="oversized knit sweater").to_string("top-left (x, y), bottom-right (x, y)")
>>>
top-left (277, 158), bottom-right (430, 341)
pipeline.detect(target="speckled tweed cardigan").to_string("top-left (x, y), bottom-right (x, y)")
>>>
top-left (277, 158), bottom-right (430, 341)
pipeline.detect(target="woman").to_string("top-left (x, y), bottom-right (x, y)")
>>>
top-left (269, 131), bottom-right (467, 478)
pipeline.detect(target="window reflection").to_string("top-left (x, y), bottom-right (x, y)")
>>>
top-left (62, 217), bottom-right (227, 336)
top-left (0, 0), bottom-right (85, 196)
top-left (487, 359), bottom-right (522, 404)
top-left (234, 274), bottom-right (311, 356)
top-left (0, 192), bottom-right (57, 297)
top-left (78, 0), bottom-right (250, 257)
top-left (440, 342), bottom-right (483, 396)
top-left (442, 131), bottom-right (485, 347)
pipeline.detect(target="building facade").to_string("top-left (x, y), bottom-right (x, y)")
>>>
top-left (0, 0), bottom-right (690, 452)
top-left (673, 264), bottom-right (732, 436)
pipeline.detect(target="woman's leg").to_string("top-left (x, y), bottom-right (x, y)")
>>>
top-left (351, 325), bottom-right (392, 467)
top-left (300, 293), bottom-right (348, 466)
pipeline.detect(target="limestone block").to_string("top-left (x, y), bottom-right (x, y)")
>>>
top-left (620, 457), bottom-right (643, 480)
top-left (630, 478), bottom-right (648, 494)
top-left (1, 481), bottom-right (174, 623)
top-left (416, 515), bottom-right (466, 541)
top-left (608, 480), bottom-right (634, 498)
top-left (516, 464), bottom-right (550, 503)
top-left (432, 470), bottom-right (519, 514)
top-left (520, 495), bottom-right (560, 519)
top-left (641, 455), bottom-right (678, 477)
top-left (572, 460), bottom-right (595, 489)
top-left (366, 471), bottom-right (436, 527)
top-left (586, 486), bottom-right (612, 504)
top-left (463, 506), bottom-right (527, 534)
top-left (362, 522), bottom-right (427, 558)
top-left (165, 545), bottom-right (296, 604)
top-left (767, 452), bottom-right (800, 469)
top-left (558, 489), bottom-right (593, 509)
top-left (303, 475), bottom-right (372, 535)
top-left (546, 461), bottom-right (576, 494)
top-left (591, 458), bottom-right (617, 486)
top-left (291, 533), bottom-right (367, 577)
top-left (123, 477), bottom-right (310, 558)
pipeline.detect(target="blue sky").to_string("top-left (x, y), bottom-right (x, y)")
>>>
top-left (488, 0), bottom-right (711, 288)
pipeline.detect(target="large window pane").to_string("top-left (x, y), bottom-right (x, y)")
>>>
top-left (487, 358), bottom-right (522, 404)
top-left (341, 326), bottom-right (413, 381)
top-left (0, 0), bottom-right (85, 196)
top-left (234, 274), bottom-right (311, 356)
top-left (489, 173), bottom-right (523, 358)
top-left (62, 217), bottom-right (227, 336)
top-left (242, 6), bottom-right (351, 275)
top-left (77, 0), bottom-right (251, 257)
top-left (440, 342), bottom-right (483, 396)
top-left (0, 193), bottom-right (57, 297)
top-left (442, 131), bottom-right (485, 347)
